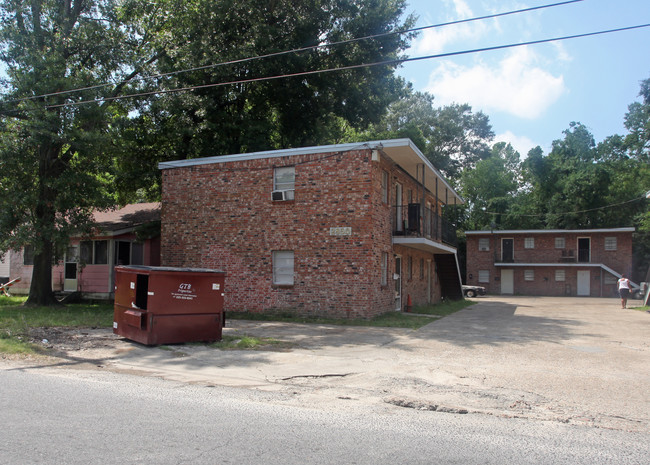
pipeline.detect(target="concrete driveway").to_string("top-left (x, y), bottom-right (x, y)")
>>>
top-left (14, 296), bottom-right (650, 432)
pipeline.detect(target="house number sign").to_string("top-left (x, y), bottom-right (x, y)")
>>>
top-left (330, 227), bottom-right (352, 236)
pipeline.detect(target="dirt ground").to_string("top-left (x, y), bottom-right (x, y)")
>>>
top-left (4, 297), bottom-right (649, 433)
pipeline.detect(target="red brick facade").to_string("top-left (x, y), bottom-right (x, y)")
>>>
top-left (160, 141), bottom-right (461, 318)
top-left (465, 229), bottom-right (634, 297)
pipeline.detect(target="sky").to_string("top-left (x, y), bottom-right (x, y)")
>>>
top-left (396, 0), bottom-right (650, 157)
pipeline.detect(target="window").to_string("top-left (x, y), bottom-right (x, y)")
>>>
top-left (407, 256), bottom-right (412, 280)
top-left (604, 274), bottom-right (617, 285)
top-left (80, 240), bottom-right (109, 265)
top-left (381, 171), bottom-right (388, 203)
top-left (131, 242), bottom-right (144, 266)
top-left (555, 237), bottom-right (565, 249)
top-left (525, 270), bottom-right (535, 281)
top-left (95, 241), bottom-right (108, 264)
top-left (478, 238), bottom-right (490, 251)
top-left (524, 237), bottom-right (534, 249)
top-left (23, 245), bottom-right (34, 265)
top-left (272, 166), bottom-right (295, 200)
top-left (555, 270), bottom-right (565, 282)
top-left (420, 258), bottom-right (424, 280)
top-left (478, 270), bottom-right (489, 283)
top-left (115, 241), bottom-right (142, 266)
top-left (381, 252), bottom-right (388, 286)
top-left (604, 237), bottom-right (617, 251)
top-left (273, 251), bottom-right (294, 285)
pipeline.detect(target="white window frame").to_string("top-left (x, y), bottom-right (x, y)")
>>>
top-left (524, 237), bottom-right (535, 249)
top-left (524, 270), bottom-right (535, 281)
top-left (555, 269), bottom-right (565, 282)
top-left (381, 252), bottom-right (388, 286)
top-left (381, 171), bottom-right (389, 204)
top-left (81, 240), bottom-right (109, 265)
top-left (273, 251), bottom-right (294, 285)
top-left (478, 270), bottom-right (489, 283)
top-left (478, 238), bottom-right (490, 251)
top-left (273, 166), bottom-right (295, 200)
top-left (555, 237), bottom-right (565, 249)
top-left (604, 237), bottom-right (617, 251)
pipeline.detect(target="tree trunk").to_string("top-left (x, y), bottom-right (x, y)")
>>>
top-left (25, 239), bottom-right (59, 306)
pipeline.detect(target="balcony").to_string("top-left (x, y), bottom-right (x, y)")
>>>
top-left (392, 204), bottom-right (458, 249)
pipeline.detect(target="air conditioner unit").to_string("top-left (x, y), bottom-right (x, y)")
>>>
top-left (271, 190), bottom-right (294, 201)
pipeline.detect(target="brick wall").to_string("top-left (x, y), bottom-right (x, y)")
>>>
top-left (161, 148), bottom-right (449, 317)
top-left (466, 231), bottom-right (634, 297)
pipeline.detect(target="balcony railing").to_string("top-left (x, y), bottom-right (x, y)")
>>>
top-left (392, 204), bottom-right (458, 248)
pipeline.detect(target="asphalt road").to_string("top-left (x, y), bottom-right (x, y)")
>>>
top-left (1, 366), bottom-right (648, 465)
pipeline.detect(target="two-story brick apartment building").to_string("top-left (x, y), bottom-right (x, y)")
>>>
top-left (159, 139), bottom-right (463, 318)
top-left (465, 228), bottom-right (635, 297)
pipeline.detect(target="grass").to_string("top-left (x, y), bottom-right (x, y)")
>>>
top-left (0, 295), bottom-right (474, 355)
top-left (0, 296), bottom-right (114, 354)
top-left (209, 334), bottom-right (291, 350)
top-left (227, 299), bottom-right (475, 330)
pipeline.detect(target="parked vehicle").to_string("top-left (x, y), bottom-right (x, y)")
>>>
top-left (462, 285), bottom-right (486, 298)
top-left (630, 282), bottom-right (648, 299)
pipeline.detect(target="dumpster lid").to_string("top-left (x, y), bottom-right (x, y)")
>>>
top-left (115, 265), bottom-right (225, 274)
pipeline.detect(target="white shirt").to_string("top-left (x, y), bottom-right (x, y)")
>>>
top-left (618, 278), bottom-right (630, 290)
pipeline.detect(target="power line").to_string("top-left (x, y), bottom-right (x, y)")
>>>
top-left (36, 22), bottom-right (650, 111)
top-left (482, 194), bottom-right (649, 217)
top-left (1, 0), bottom-right (584, 106)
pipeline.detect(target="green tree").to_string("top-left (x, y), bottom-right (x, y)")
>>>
top-left (460, 142), bottom-right (521, 230)
top-left (0, 0), bottom-right (156, 305)
top-left (114, 0), bottom-right (416, 202)
top-left (358, 91), bottom-right (494, 180)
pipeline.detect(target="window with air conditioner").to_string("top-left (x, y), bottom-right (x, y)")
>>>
top-left (272, 166), bottom-right (295, 201)
top-left (478, 238), bottom-right (490, 251)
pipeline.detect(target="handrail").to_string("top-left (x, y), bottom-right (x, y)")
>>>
top-left (391, 204), bottom-right (457, 247)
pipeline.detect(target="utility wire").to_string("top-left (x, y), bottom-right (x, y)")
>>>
top-left (1, 0), bottom-right (584, 105)
top-left (481, 194), bottom-right (649, 217)
top-left (37, 22), bottom-right (650, 111)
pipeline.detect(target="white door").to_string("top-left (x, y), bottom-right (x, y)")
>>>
top-left (501, 269), bottom-right (514, 294)
top-left (427, 260), bottom-right (432, 304)
top-left (394, 255), bottom-right (402, 311)
top-left (577, 270), bottom-right (590, 296)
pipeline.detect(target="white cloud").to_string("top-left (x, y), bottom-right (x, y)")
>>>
top-left (494, 131), bottom-right (537, 158)
top-left (412, 0), bottom-right (488, 56)
top-left (425, 46), bottom-right (566, 119)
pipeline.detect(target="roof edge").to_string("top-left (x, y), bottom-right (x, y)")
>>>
top-left (465, 227), bottom-right (635, 235)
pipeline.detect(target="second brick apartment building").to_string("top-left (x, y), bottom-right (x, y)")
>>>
top-left (465, 228), bottom-right (635, 297)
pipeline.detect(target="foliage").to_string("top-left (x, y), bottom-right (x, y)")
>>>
top-left (114, 0), bottom-right (417, 203)
top-left (456, 78), bottom-right (650, 282)
top-left (0, 0), bottom-right (158, 304)
top-left (0, 0), bottom-right (417, 301)
top-left (357, 91), bottom-right (494, 180)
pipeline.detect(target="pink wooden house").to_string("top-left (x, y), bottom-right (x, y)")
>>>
top-left (10, 203), bottom-right (161, 299)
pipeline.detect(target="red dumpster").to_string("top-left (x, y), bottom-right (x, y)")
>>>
top-left (113, 265), bottom-right (226, 345)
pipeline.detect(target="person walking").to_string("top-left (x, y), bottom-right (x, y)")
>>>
top-left (617, 274), bottom-right (631, 309)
